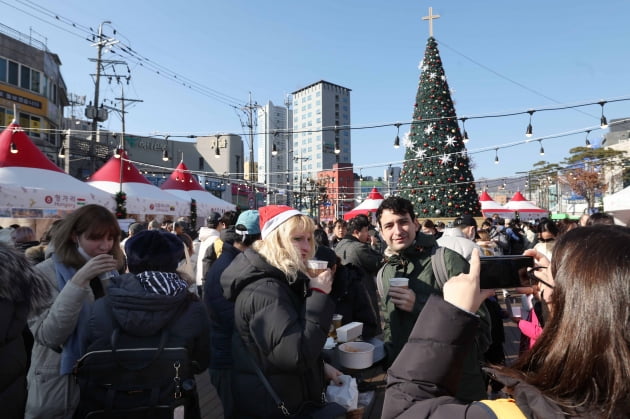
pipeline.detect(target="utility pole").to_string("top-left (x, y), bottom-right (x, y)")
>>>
top-left (86, 21), bottom-right (121, 173)
top-left (240, 93), bottom-right (260, 208)
top-left (114, 84), bottom-right (143, 147)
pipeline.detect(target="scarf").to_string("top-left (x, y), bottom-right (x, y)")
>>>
top-left (53, 255), bottom-right (91, 376)
top-left (136, 271), bottom-right (188, 296)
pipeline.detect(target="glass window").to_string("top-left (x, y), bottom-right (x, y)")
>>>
top-left (0, 58), bottom-right (6, 82)
top-left (8, 61), bottom-right (18, 85)
top-left (316, 91), bottom-right (320, 97)
top-left (20, 66), bottom-right (30, 89)
top-left (31, 70), bottom-right (41, 93)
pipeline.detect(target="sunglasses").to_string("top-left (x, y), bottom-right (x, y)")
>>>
top-left (538, 238), bottom-right (555, 243)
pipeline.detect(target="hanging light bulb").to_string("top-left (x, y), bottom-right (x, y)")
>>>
top-left (113, 147), bottom-right (122, 158)
top-left (334, 139), bottom-right (341, 154)
top-left (538, 140), bottom-right (545, 156)
top-left (214, 145), bottom-right (221, 158)
top-left (599, 101), bottom-right (608, 129)
top-left (494, 148), bottom-right (499, 164)
top-left (393, 123), bottom-right (401, 148)
top-left (58, 146), bottom-right (66, 158)
top-left (585, 130), bottom-right (592, 148)
top-left (162, 149), bottom-right (169, 161)
top-left (461, 118), bottom-right (469, 143)
top-left (525, 110), bottom-right (535, 137)
top-left (272, 143), bottom-right (278, 156)
top-left (10, 141), bottom-right (18, 154)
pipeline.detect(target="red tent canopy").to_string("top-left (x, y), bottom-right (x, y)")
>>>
top-left (0, 122), bottom-right (114, 213)
top-left (478, 190), bottom-right (513, 217)
top-left (0, 123), bottom-right (64, 172)
top-left (160, 161), bottom-right (206, 191)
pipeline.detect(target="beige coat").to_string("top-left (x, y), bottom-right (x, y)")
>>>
top-left (25, 258), bottom-right (94, 419)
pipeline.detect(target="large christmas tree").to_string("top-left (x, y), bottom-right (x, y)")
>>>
top-left (398, 36), bottom-right (481, 218)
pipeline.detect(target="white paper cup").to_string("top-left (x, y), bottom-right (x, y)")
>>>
top-left (511, 306), bottom-right (522, 319)
top-left (389, 277), bottom-right (409, 288)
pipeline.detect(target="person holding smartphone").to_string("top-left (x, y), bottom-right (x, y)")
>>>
top-left (383, 226), bottom-right (630, 418)
top-left (26, 205), bottom-right (124, 418)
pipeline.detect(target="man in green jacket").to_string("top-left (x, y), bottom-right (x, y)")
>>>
top-left (376, 196), bottom-right (491, 402)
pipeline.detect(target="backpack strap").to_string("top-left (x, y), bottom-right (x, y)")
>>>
top-left (430, 246), bottom-right (449, 289)
top-left (477, 398), bottom-right (526, 418)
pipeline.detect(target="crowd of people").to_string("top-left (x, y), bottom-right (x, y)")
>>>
top-left (0, 201), bottom-right (627, 418)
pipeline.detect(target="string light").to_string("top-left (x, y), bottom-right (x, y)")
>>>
top-left (461, 117), bottom-right (469, 143)
top-left (393, 123), bottom-right (401, 148)
top-left (58, 146), bottom-right (65, 158)
top-left (272, 143), bottom-right (278, 156)
top-left (538, 140), bottom-right (545, 156)
top-left (585, 130), bottom-right (592, 148)
top-left (494, 148), bottom-right (499, 164)
top-left (599, 100), bottom-right (608, 128)
top-left (10, 141), bottom-right (18, 154)
top-left (525, 110), bottom-right (534, 137)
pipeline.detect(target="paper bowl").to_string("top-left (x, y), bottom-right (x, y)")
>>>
top-left (337, 342), bottom-right (374, 370)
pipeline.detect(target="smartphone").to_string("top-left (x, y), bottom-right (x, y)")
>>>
top-left (479, 255), bottom-right (534, 289)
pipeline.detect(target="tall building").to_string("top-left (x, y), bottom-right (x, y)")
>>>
top-left (257, 100), bottom-right (292, 203)
top-left (0, 23), bottom-right (68, 163)
top-left (291, 80), bottom-right (351, 187)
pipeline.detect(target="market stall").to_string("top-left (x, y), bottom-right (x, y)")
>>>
top-left (87, 151), bottom-right (188, 220)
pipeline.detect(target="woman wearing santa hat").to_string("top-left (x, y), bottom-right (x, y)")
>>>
top-left (221, 205), bottom-right (343, 418)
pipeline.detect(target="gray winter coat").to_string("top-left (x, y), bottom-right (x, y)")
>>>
top-left (25, 258), bottom-right (94, 419)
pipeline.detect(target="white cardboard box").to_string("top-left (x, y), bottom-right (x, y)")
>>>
top-left (336, 321), bottom-right (363, 343)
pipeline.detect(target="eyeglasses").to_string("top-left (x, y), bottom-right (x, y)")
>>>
top-left (527, 266), bottom-right (554, 289)
top-left (538, 237), bottom-right (555, 243)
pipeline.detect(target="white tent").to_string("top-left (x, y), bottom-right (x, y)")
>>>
top-left (503, 191), bottom-right (548, 221)
top-left (478, 191), bottom-right (514, 218)
top-left (0, 122), bottom-right (115, 218)
top-left (160, 161), bottom-right (236, 222)
top-left (604, 186), bottom-right (630, 226)
top-left (343, 187), bottom-right (384, 221)
top-left (87, 151), bottom-right (188, 218)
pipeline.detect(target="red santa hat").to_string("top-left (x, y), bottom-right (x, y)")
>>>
top-left (259, 205), bottom-right (301, 239)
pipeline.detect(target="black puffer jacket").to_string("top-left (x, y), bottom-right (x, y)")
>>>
top-left (221, 248), bottom-right (335, 418)
top-left (84, 273), bottom-right (210, 372)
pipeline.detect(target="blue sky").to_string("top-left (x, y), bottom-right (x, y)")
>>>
top-left (2, 0), bottom-right (629, 186)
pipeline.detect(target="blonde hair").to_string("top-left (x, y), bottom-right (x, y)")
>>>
top-left (253, 214), bottom-right (316, 283)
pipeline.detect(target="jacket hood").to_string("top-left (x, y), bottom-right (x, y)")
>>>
top-left (198, 227), bottom-right (219, 242)
top-left (106, 273), bottom-right (188, 336)
top-left (0, 249), bottom-right (52, 314)
top-left (221, 247), bottom-right (294, 302)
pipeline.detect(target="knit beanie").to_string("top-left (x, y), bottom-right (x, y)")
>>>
top-left (125, 229), bottom-right (185, 273)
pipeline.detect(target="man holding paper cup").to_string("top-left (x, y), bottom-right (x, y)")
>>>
top-left (376, 197), bottom-right (491, 402)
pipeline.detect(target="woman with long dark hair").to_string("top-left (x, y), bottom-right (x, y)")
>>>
top-left (383, 225), bottom-right (630, 418)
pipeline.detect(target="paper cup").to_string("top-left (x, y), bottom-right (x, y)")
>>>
top-left (389, 277), bottom-right (409, 288)
top-left (307, 260), bottom-right (328, 276)
top-left (511, 305), bottom-right (522, 319)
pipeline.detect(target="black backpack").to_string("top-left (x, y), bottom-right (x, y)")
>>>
top-left (73, 327), bottom-right (200, 419)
